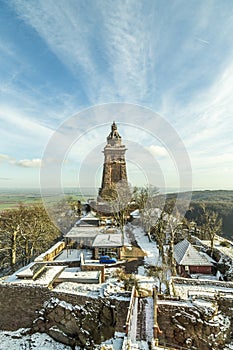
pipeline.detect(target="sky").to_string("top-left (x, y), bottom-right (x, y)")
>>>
top-left (0, 0), bottom-right (233, 192)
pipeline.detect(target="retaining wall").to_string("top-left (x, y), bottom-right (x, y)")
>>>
top-left (0, 282), bottom-right (129, 332)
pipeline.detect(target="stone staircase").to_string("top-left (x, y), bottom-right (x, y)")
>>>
top-left (136, 297), bottom-right (154, 341)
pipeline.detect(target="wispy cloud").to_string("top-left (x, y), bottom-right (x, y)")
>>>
top-left (0, 152), bottom-right (41, 168)
top-left (158, 55), bottom-right (233, 189)
top-left (0, 106), bottom-right (52, 135)
top-left (195, 37), bottom-right (210, 45)
top-left (9, 0), bottom-right (233, 111)
top-left (0, 154), bottom-right (12, 161)
top-left (8, 0), bottom-right (99, 104)
top-left (98, 0), bottom-right (156, 103)
top-left (146, 145), bottom-right (169, 158)
top-left (9, 0), bottom-right (157, 105)
top-left (182, 60), bottom-right (233, 150)
top-left (13, 158), bottom-right (41, 168)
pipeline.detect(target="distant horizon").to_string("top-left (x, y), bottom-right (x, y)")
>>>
top-left (1, 186), bottom-right (233, 194)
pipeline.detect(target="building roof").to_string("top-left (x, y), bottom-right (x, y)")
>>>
top-left (92, 233), bottom-right (123, 248)
top-left (65, 226), bottom-right (101, 238)
top-left (174, 239), bottom-right (213, 266)
top-left (80, 211), bottom-right (99, 222)
top-left (75, 212), bottom-right (100, 227)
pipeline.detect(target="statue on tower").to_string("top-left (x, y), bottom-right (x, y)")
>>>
top-left (107, 121), bottom-right (121, 140)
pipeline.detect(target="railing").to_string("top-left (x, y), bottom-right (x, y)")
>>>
top-left (123, 287), bottom-right (197, 350)
top-left (125, 285), bottom-right (136, 335)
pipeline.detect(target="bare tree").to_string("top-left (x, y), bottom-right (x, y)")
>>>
top-left (133, 185), bottom-right (162, 233)
top-left (147, 264), bottom-right (170, 294)
top-left (109, 181), bottom-right (132, 244)
top-left (0, 204), bottom-right (61, 271)
top-left (150, 210), bottom-right (168, 264)
top-left (200, 204), bottom-right (222, 256)
top-left (0, 208), bottom-right (23, 267)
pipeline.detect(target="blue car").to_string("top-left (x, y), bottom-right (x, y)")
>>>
top-left (99, 255), bottom-right (117, 264)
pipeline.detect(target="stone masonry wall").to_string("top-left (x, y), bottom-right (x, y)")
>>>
top-left (0, 283), bottom-right (129, 333)
top-left (0, 283), bottom-right (51, 330)
top-left (158, 299), bottom-right (233, 350)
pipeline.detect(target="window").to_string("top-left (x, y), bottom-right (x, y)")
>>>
top-left (98, 247), bottom-right (117, 257)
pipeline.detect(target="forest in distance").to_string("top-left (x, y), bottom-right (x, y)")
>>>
top-left (167, 189), bottom-right (233, 240)
top-left (0, 188), bottom-right (233, 239)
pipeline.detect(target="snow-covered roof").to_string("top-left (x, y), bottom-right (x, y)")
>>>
top-left (92, 233), bottom-right (123, 248)
top-left (80, 211), bottom-right (99, 220)
top-left (5, 265), bottom-right (65, 287)
top-left (174, 239), bottom-right (213, 266)
top-left (199, 251), bottom-right (216, 264)
top-left (65, 226), bottom-right (101, 238)
top-left (56, 268), bottom-right (100, 284)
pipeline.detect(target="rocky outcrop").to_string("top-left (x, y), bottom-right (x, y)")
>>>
top-left (0, 282), bottom-right (129, 334)
top-left (158, 299), bottom-right (233, 350)
top-left (32, 297), bottom-right (117, 349)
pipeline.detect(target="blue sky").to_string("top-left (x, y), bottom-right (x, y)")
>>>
top-left (0, 0), bottom-right (233, 190)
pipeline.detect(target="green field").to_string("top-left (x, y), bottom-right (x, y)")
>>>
top-left (0, 194), bottom-right (42, 210)
top-left (0, 188), bottom-right (93, 210)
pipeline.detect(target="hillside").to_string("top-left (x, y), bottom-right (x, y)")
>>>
top-left (167, 190), bottom-right (233, 240)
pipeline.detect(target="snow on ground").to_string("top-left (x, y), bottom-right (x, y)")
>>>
top-left (0, 329), bottom-right (72, 350)
top-left (130, 225), bottom-right (159, 266)
top-left (172, 279), bottom-right (233, 300)
top-left (53, 281), bottom-right (101, 298)
top-left (158, 299), bottom-right (190, 308)
top-left (0, 329), bottom-right (125, 350)
top-left (5, 266), bottom-right (64, 286)
top-left (191, 298), bottom-right (216, 311)
top-left (136, 340), bottom-right (149, 349)
top-left (100, 332), bottom-right (124, 350)
top-left (190, 274), bottom-right (219, 280)
top-left (137, 275), bottom-right (154, 289)
top-left (202, 237), bottom-right (233, 259)
top-left (57, 267), bottom-right (100, 283)
top-left (130, 297), bottom-right (138, 343)
top-left (53, 276), bottom-right (130, 301)
top-left (144, 297), bottom-right (154, 342)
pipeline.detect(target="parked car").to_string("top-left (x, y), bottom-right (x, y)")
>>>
top-left (99, 255), bottom-right (117, 264)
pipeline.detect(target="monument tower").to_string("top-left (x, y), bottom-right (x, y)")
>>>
top-left (99, 122), bottom-right (128, 200)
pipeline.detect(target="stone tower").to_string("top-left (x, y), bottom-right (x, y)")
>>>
top-left (99, 121), bottom-right (128, 200)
